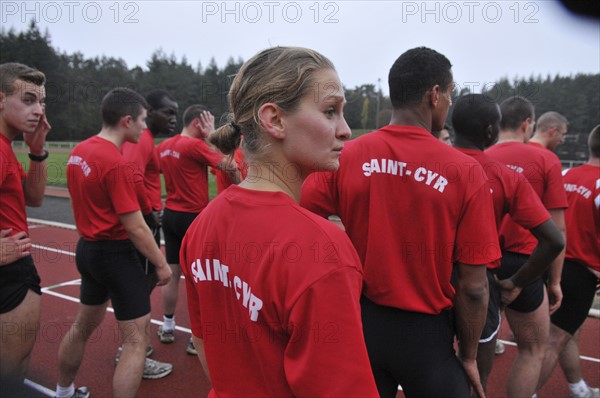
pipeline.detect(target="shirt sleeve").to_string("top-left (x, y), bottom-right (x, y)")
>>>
top-left (542, 158), bottom-right (568, 210)
top-left (509, 172), bottom-right (551, 229)
top-left (191, 140), bottom-right (224, 168)
top-left (106, 163), bottom-right (142, 215)
top-left (285, 267), bottom-right (378, 397)
top-left (454, 181), bottom-right (501, 265)
top-left (300, 172), bottom-right (339, 218)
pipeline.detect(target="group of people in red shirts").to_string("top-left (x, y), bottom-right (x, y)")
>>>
top-left (0, 46), bottom-right (598, 398)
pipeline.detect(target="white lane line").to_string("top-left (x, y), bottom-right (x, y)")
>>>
top-left (32, 244), bottom-right (75, 257)
top-left (23, 378), bottom-right (54, 397)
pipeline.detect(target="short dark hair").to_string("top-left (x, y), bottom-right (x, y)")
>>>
top-left (145, 89), bottom-right (177, 110)
top-left (589, 124), bottom-right (600, 158)
top-left (183, 104), bottom-right (209, 127)
top-left (500, 96), bottom-right (534, 131)
top-left (0, 63), bottom-right (45, 95)
top-left (452, 94), bottom-right (500, 144)
top-left (388, 47), bottom-right (453, 109)
top-left (101, 87), bottom-right (148, 127)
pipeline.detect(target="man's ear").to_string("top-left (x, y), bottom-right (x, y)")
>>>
top-left (429, 85), bottom-right (441, 108)
top-left (258, 103), bottom-right (285, 140)
top-left (119, 114), bottom-right (133, 129)
top-left (519, 117), bottom-right (531, 135)
top-left (0, 92), bottom-right (5, 110)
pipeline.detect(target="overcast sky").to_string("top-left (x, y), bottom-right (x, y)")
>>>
top-left (2, 1), bottom-right (599, 95)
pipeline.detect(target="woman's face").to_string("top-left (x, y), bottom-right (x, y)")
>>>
top-left (280, 68), bottom-right (351, 177)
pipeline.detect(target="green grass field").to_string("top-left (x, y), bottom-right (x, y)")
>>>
top-left (14, 150), bottom-right (218, 199)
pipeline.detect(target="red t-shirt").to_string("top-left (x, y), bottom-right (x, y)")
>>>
top-left (457, 148), bottom-right (551, 268)
top-left (180, 185), bottom-right (378, 397)
top-left (157, 135), bottom-right (223, 213)
top-left (67, 136), bottom-right (143, 241)
top-left (562, 164), bottom-right (600, 271)
top-left (301, 125), bottom-right (500, 314)
top-left (485, 142), bottom-right (568, 255)
top-left (122, 128), bottom-right (162, 211)
top-left (0, 133), bottom-right (28, 236)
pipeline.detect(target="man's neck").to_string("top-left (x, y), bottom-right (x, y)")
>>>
top-left (588, 157), bottom-right (600, 167)
top-left (389, 107), bottom-right (432, 132)
top-left (453, 135), bottom-right (482, 151)
top-left (97, 127), bottom-right (124, 148)
top-left (528, 135), bottom-right (548, 149)
top-left (496, 130), bottom-right (524, 144)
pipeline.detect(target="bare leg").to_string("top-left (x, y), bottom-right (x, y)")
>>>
top-left (113, 314), bottom-right (151, 398)
top-left (537, 323), bottom-right (571, 390)
top-left (57, 302), bottom-right (108, 387)
top-left (559, 331), bottom-right (583, 383)
top-left (505, 288), bottom-right (550, 398)
top-left (161, 263), bottom-right (182, 317)
top-left (0, 290), bottom-right (41, 381)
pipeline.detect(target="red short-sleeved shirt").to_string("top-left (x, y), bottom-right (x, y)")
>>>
top-left (485, 142), bottom-right (568, 255)
top-left (301, 125), bottom-right (500, 314)
top-left (0, 134), bottom-right (28, 236)
top-left (67, 136), bottom-right (143, 241)
top-left (180, 185), bottom-right (378, 397)
top-left (562, 164), bottom-right (600, 271)
top-left (122, 128), bottom-right (162, 211)
top-left (157, 135), bottom-right (223, 213)
top-left (457, 148), bottom-right (551, 268)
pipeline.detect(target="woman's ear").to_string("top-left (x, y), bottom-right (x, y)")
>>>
top-left (258, 103), bottom-right (285, 140)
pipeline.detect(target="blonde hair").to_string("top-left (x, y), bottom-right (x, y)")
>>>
top-left (210, 46), bottom-right (335, 157)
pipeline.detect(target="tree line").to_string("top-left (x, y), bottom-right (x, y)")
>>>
top-left (2, 21), bottom-right (598, 161)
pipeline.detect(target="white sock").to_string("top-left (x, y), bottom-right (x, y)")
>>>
top-left (569, 379), bottom-right (589, 396)
top-left (532, 394), bottom-right (538, 398)
top-left (163, 315), bottom-right (175, 331)
top-left (56, 383), bottom-right (74, 398)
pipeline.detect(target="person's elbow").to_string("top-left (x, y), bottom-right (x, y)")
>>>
top-left (541, 220), bottom-right (566, 256)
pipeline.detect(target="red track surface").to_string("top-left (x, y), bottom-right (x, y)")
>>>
top-left (24, 221), bottom-right (599, 398)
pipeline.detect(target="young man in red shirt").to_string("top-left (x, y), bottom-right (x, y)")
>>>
top-left (55, 88), bottom-right (172, 398)
top-left (535, 125), bottom-right (599, 398)
top-left (0, 62), bottom-right (51, 384)
top-left (485, 97), bottom-right (568, 398)
top-left (157, 105), bottom-right (240, 354)
top-left (122, 89), bottom-right (178, 288)
top-left (302, 47), bottom-right (497, 398)
top-left (451, 94), bottom-right (564, 395)
top-left (120, 89), bottom-right (177, 375)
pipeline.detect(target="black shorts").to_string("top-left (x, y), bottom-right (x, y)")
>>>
top-left (495, 251), bottom-right (545, 313)
top-left (551, 259), bottom-right (599, 335)
top-left (480, 269), bottom-right (502, 342)
top-left (360, 296), bottom-right (470, 398)
top-left (136, 223), bottom-right (161, 277)
top-left (0, 256), bottom-right (42, 314)
top-left (162, 208), bottom-right (198, 264)
top-left (76, 238), bottom-right (150, 321)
